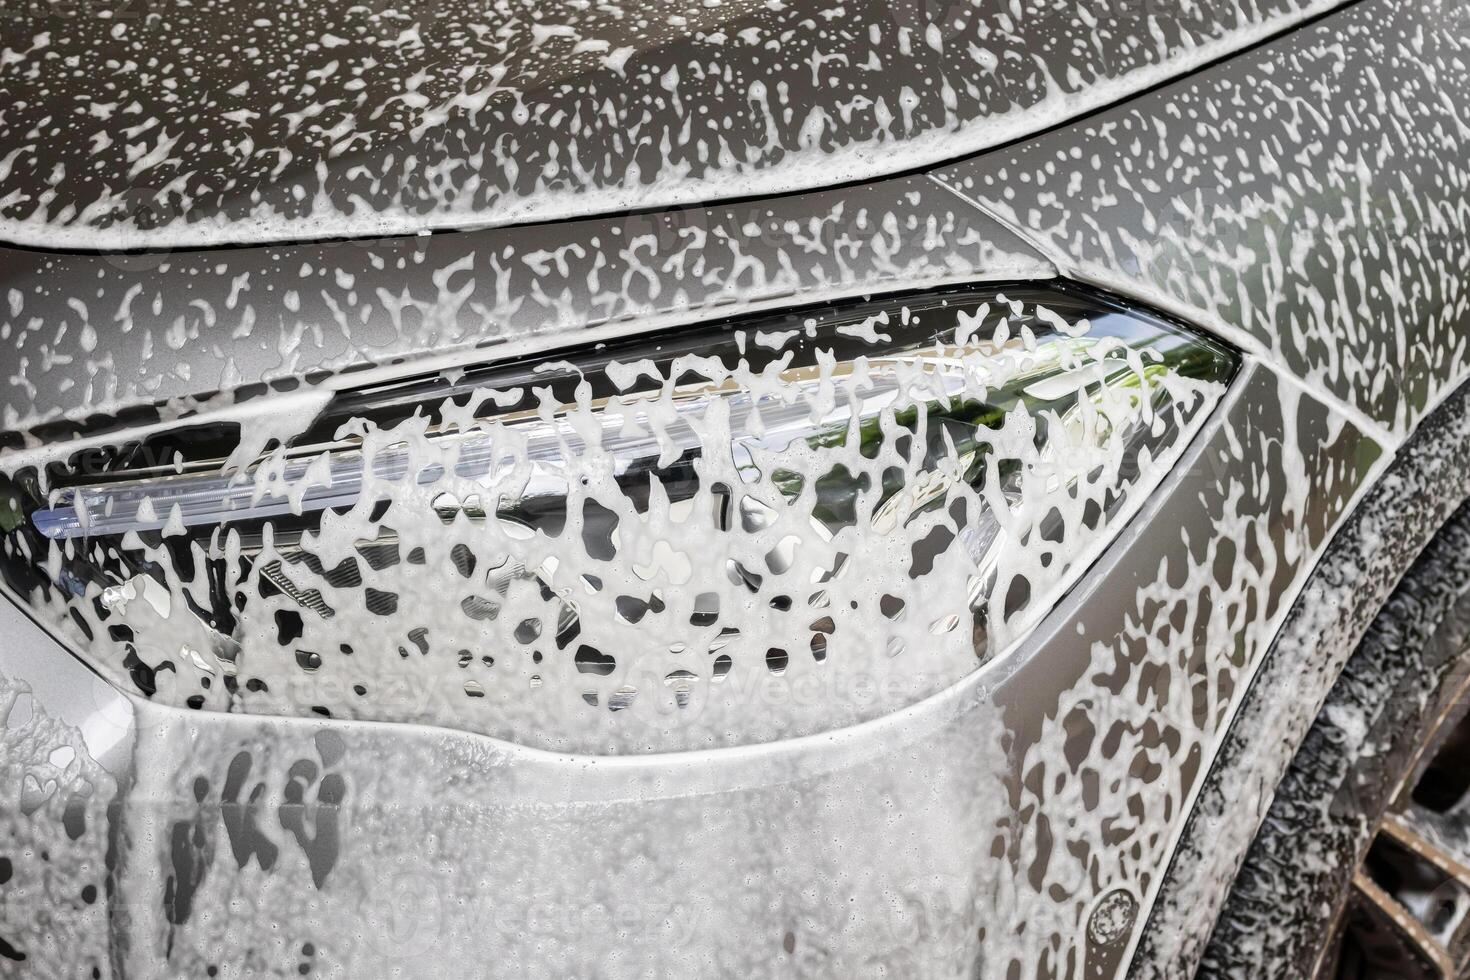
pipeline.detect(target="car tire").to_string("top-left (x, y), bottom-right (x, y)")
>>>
top-left (1201, 501), bottom-right (1470, 978)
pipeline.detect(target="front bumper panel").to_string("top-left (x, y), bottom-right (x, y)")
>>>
top-left (0, 362), bottom-right (1380, 978)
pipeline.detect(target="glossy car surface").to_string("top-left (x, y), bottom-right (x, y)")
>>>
top-left (1, 0), bottom-right (1468, 978)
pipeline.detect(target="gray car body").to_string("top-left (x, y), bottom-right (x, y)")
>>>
top-left (1, 0), bottom-right (1468, 978)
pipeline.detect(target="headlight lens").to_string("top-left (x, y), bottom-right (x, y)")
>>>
top-left (0, 285), bottom-right (1235, 752)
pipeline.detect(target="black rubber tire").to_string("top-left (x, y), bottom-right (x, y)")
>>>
top-left (1200, 501), bottom-right (1470, 977)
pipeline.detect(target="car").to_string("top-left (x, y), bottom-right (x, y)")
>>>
top-left (1, 0), bottom-right (1468, 976)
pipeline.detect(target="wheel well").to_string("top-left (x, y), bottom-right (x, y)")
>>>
top-left (1132, 377), bottom-right (1470, 978)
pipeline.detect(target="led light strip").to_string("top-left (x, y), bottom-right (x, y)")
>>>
top-left (34, 347), bottom-right (1039, 540)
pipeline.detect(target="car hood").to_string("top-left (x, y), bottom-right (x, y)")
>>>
top-left (0, 0), bottom-right (1340, 250)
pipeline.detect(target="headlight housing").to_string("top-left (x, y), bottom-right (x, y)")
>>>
top-left (0, 284), bottom-right (1235, 753)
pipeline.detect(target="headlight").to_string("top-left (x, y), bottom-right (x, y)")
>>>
top-left (0, 284), bottom-right (1235, 752)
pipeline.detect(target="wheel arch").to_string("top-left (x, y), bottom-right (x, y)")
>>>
top-left (1131, 373), bottom-right (1470, 978)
